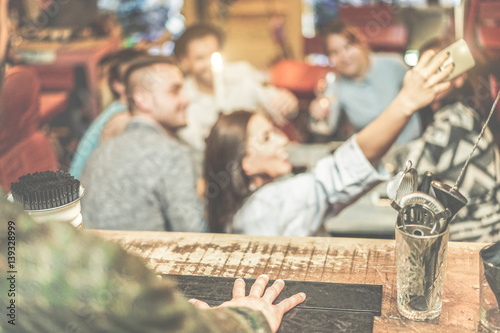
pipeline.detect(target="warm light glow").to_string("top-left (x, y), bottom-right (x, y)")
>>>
top-left (211, 52), bottom-right (223, 71)
top-left (319, 97), bottom-right (330, 108)
top-left (211, 52), bottom-right (225, 111)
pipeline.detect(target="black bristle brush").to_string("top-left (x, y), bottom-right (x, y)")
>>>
top-left (10, 170), bottom-right (80, 210)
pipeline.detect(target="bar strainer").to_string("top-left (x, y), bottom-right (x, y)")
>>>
top-left (387, 160), bottom-right (418, 203)
top-left (394, 191), bottom-right (450, 235)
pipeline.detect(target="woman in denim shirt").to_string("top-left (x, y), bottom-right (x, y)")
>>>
top-left (204, 50), bottom-right (453, 236)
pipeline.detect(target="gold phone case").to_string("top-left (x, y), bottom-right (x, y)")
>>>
top-left (430, 39), bottom-right (475, 82)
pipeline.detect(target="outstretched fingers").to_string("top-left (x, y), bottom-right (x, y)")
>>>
top-left (219, 276), bottom-right (306, 333)
top-left (249, 274), bottom-right (270, 297)
top-left (188, 299), bottom-right (211, 309)
top-left (275, 292), bottom-right (307, 314)
top-left (232, 278), bottom-right (246, 299)
top-left (262, 279), bottom-right (285, 303)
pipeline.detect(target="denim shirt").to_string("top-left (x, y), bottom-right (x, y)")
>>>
top-left (232, 136), bottom-right (388, 236)
top-left (326, 53), bottom-right (421, 144)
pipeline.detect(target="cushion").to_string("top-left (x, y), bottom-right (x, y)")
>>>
top-left (39, 91), bottom-right (69, 123)
top-left (0, 66), bottom-right (41, 155)
top-left (0, 132), bottom-right (58, 192)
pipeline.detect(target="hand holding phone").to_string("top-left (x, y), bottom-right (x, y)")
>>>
top-left (429, 39), bottom-right (475, 82)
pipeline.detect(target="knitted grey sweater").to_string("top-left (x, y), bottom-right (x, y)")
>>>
top-left (80, 118), bottom-right (205, 232)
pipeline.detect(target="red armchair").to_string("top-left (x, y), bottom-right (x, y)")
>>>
top-left (270, 59), bottom-right (332, 99)
top-left (0, 66), bottom-right (58, 192)
top-left (33, 65), bottom-right (74, 124)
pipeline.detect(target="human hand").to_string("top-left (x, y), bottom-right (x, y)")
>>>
top-left (269, 88), bottom-right (299, 122)
top-left (309, 97), bottom-right (330, 121)
top-left (189, 274), bottom-right (306, 333)
top-left (398, 50), bottom-right (453, 114)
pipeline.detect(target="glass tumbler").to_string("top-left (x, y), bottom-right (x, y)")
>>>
top-left (396, 221), bottom-right (449, 321)
top-left (480, 244), bottom-right (500, 331)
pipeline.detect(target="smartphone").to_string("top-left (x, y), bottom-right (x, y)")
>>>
top-left (429, 39), bottom-right (475, 82)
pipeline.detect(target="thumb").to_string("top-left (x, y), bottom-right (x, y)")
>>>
top-left (189, 298), bottom-right (211, 309)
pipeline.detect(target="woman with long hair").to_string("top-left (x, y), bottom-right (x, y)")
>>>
top-left (204, 49), bottom-right (454, 236)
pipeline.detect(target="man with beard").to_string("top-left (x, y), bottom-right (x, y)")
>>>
top-left (0, 5), bottom-right (306, 332)
top-left (173, 23), bottom-right (299, 177)
top-left (80, 56), bottom-right (206, 232)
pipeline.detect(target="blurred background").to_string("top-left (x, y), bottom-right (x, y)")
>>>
top-left (4, 0), bottom-right (500, 238)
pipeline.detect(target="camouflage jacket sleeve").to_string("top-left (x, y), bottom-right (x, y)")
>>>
top-left (0, 199), bottom-right (271, 333)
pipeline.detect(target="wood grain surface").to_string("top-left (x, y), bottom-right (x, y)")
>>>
top-left (168, 274), bottom-right (381, 333)
top-left (91, 230), bottom-right (487, 332)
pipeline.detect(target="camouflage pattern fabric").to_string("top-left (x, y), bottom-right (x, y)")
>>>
top-left (0, 198), bottom-right (271, 332)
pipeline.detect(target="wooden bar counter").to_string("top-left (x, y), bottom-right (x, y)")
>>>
top-left (92, 230), bottom-right (486, 332)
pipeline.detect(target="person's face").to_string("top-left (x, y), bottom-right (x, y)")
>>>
top-left (242, 113), bottom-right (292, 179)
top-left (140, 64), bottom-right (190, 131)
top-left (326, 34), bottom-right (368, 79)
top-left (180, 34), bottom-right (219, 87)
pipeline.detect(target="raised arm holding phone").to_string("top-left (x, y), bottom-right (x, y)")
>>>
top-left (0, 3), bottom-right (305, 330)
top-left (204, 49), bottom-right (453, 237)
